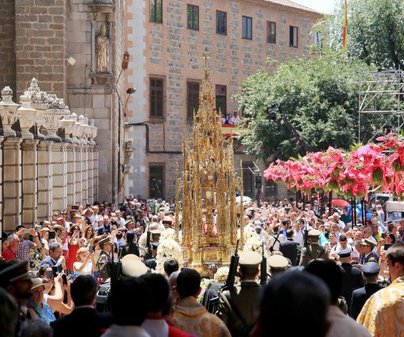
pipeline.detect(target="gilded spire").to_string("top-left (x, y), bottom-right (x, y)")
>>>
top-left (176, 58), bottom-right (243, 272)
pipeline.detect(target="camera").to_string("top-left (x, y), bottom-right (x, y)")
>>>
top-left (49, 231), bottom-right (56, 240)
top-left (61, 274), bottom-right (68, 285)
top-left (71, 205), bottom-right (79, 210)
top-left (51, 265), bottom-right (63, 277)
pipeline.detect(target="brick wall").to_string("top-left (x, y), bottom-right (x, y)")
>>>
top-left (15, 0), bottom-right (66, 99)
top-left (126, 0), bottom-right (321, 198)
top-left (0, 0), bottom-right (16, 94)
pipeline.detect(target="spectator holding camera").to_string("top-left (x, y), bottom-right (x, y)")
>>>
top-left (73, 247), bottom-right (94, 276)
top-left (16, 227), bottom-right (42, 262)
top-left (52, 275), bottom-right (112, 337)
top-left (28, 277), bottom-right (57, 324)
top-left (40, 242), bottom-right (65, 271)
top-left (66, 225), bottom-right (81, 273)
top-left (37, 267), bottom-right (73, 316)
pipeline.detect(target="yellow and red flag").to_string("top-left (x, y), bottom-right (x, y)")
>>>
top-left (342, 0), bottom-right (348, 50)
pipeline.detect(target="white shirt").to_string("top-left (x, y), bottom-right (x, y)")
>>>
top-left (293, 229), bottom-right (304, 246)
top-left (142, 318), bottom-right (169, 337)
top-left (351, 247), bottom-right (360, 261)
top-left (326, 305), bottom-right (371, 337)
top-left (101, 325), bottom-right (150, 337)
top-left (73, 260), bottom-right (93, 275)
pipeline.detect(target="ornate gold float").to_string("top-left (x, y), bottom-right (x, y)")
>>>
top-left (175, 57), bottom-right (243, 271)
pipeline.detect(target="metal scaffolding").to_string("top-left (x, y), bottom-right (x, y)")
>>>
top-left (358, 69), bottom-right (403, 142)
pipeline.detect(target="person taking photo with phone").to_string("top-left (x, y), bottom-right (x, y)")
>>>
top-left (66, 225), bottom-right (82, 274)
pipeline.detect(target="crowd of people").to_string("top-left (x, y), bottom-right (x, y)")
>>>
top-left (222, 112), bottom-right (240, 125)
top-left (0, 196), bottom-right (403, 337)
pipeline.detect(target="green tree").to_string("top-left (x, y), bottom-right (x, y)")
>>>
top-left (318, 0), bottom-right (404, 70)
top-left (236, 51), bottom-right (383, 161)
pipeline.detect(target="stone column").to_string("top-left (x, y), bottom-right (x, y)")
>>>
top-left (2, 138), bottom-right (23, 231)
top-left (37, 141), bottom-right (53, 221)
top-left (66, 143), bottom-right (76, 207)
top-left (94, 146), bottom-right (99, 201)
top-left (81, 145), bottom-right (88, 206)
top-left (74, 144), bottom-right (82, 204)
top-left (87, 144), bottom-right (94, 204)
top-left (52, 142), bottom-right (67, 211)
top-left (21, 139), bottom-right (39, 226)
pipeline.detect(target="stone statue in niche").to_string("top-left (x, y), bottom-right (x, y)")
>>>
top-left (95, 23), bottom-right (110, 73)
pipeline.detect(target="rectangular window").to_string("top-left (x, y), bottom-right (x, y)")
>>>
top-left (187, 4), bottom-right (199, 30)
top-left (216, 10), bottom-right (227, 35)
top-left (242, 161), bottom-right (254, 197)
top-left (314, 31), bottom-right (322, 47)
top-left (242, 16), bottom-right (252, 40)
top-left (265, 181), bottom-right (277, 197)
top-left (149, 164), bottom-right (164, 198)
top-left (150, 0), bottom-right (163, 23)
top-left (267, 21), bottom-right (276, 43)
top-left (150, 78), bottom-right (164, 118)
top-left (187, 81), bottom-right (200, 121)
top-left (215, 85), bottom-right (227, 118)
top-left (289, 26), bottom-right (298, 48)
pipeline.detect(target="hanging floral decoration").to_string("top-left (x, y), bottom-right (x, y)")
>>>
top-left (264, 133), bottom-right (404, 199)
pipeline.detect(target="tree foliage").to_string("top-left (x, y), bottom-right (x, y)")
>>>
top-left (235, 51), bottom-right (383, 161)
top-left (319, 0), bottom-right (404, 69)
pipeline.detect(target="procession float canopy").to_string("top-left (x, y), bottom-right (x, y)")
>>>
top-left (175, 56), bottom-right (243, 271)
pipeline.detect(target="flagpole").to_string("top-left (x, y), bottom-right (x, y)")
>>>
top-left (342, 0), bottom-right (348, 56)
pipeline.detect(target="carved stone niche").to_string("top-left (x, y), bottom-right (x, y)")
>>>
top-left (89, 0), bottom-right (115, 22)
top-left (89, 0), bottom-right (115, 86)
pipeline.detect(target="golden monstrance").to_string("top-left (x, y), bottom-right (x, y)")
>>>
top-left (175, 57), bottom-right (243, 271)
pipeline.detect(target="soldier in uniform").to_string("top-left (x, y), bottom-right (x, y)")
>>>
top-left (350, 262), bottom-right (384, 319)
top-left (359, 239), bottom-right (379, 264)
top-left (267, 254), bottom-right (289, 278)
top-left (0, 260), bottom-right (33, 331)
top-left (217, 251), bottom-right (262, 337)
top-left (96, 236), bottom-right (113, 281)
top-left (299, 229), bottom-right (328, 266)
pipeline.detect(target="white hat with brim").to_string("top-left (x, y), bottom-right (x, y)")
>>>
top-left (31, 278), bottom-right (45, 291)
top-left (308, 229), bottom-right (321, 237)
top-left (162, 216), bottom-right (173, 223)
top-left (121, 254), bottom-right (148, 277)
top-left (267, 255), bottom-right (289, 270)
top-left (239, 251), bottom-right (262, 267)
top-left (149, 223), bottom-right (162, 234)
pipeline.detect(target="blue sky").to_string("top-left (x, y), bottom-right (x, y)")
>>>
top-left (292, 0), bottom-right (338, 14)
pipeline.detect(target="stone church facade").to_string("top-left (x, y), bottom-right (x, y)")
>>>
top-left (0, 0), bottom-right (128, 209)
top-left (125, 0), bottom-right (322, 200)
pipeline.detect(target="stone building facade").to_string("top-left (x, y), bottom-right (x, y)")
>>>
top-left (0, 0), bottom-right (127, 205)
top-left (125, 0), bottom-right (322, 200)
top-left (0, 81), bottom-right (98, 232)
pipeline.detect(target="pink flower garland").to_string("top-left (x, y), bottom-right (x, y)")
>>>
top-left (263, 134), bottom-right (404, 199)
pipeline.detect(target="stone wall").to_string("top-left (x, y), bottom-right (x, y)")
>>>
top-left (15, 0), bottom-right (66, 99)
top-left (0, 81), bottom-right (99, 232)
top-left (0, 0), bottom-right (127, 204)
top-left (0, 0), bottom-right (16, 94)
top-left (65, 0), bottom-right (127, 203)
top-left (126, 0), bottom-right (322, 199)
